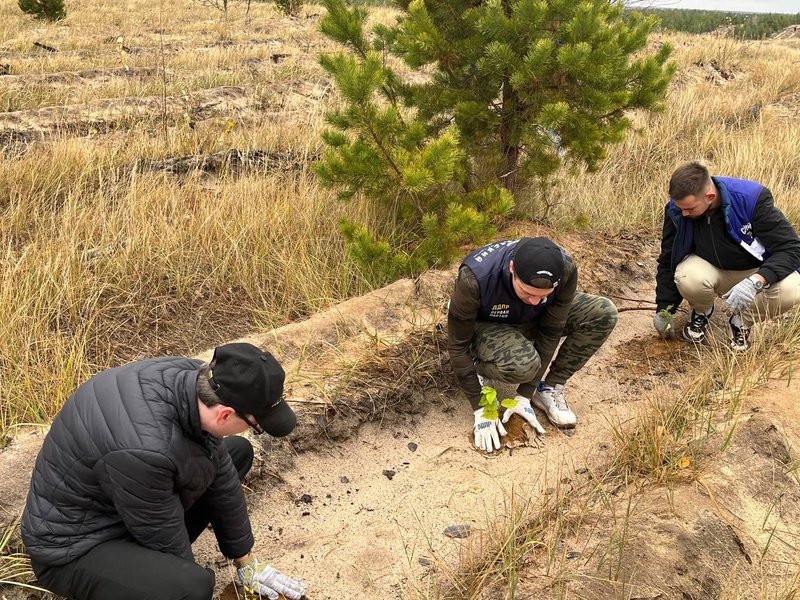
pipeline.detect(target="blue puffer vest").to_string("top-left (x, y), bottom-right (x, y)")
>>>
top-left (666, 176), bottom-right (767, 273)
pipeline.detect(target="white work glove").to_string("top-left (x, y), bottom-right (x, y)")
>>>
top-left (237, 558), bottom-right (306, 600)
top-left (653, 309), bottom-right (674, 339)
top-left (473, 407), bottom-right (507, 452)
top-left (723, 278), bottom-right (758, 312)
top-left (501, 396), bottom-right (545, 435)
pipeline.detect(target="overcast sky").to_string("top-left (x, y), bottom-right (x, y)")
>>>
top-left (658, 0), bottom-right (800, 13)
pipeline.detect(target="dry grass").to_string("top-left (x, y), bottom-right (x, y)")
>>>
top-left (2, 3), bottom-right (799, 435)
top-left (404, 482), bottom-right (581, 600)
top-left (0, 515), bottom-right (41, 594)
top-left (333, 325), bottom-right (453, 418)
top-left (3, 2), bottom-right (800, 597)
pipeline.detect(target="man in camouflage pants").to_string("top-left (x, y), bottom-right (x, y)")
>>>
top-left (447, 237), bottom-right (618, 452)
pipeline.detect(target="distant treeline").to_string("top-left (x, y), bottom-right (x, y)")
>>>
top-left (341, 2), bottom-right (799, 40)
top-left (637, 8), bottom-right (800, 39)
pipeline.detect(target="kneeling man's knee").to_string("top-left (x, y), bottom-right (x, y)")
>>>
top-left (596, 297), bottom-right (618, 328)
top-left (501, 354), bottom-right (541, 382)
top-left (171, 563), bottom-right (215, 600)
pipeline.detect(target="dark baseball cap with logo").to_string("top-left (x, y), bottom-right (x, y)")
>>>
top-left (512, 237), bottom-right (564, 288)
top-left (207, 343), bottom-right (296, 437)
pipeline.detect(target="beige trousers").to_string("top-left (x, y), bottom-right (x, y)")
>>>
top-left (674, 254), bottom-right (800, 326)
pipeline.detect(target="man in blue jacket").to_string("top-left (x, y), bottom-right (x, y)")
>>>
top-left (22, 342), bottom-right (307, 600)
top-left (654, 162), bottom-right (800, 351)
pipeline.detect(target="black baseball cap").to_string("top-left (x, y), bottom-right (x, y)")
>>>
top-left (207, 343), bottom-right (296, 437)
top-left (512, 237), bottom-right (564, 288)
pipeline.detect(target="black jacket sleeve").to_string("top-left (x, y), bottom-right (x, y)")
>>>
top-left (752, 189), bottom-right (800, 284)
top-left (205, 442), bottom-right (254, 560)
top-left (655, 205), bottom-right (683, 313)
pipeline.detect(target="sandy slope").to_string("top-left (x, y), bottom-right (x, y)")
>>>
top-left (4, 245), bottom-right (800, 599)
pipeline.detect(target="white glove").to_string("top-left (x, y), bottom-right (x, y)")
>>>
top-left (473, 407), bottom-right (507, 452)
top-left (653, 310), bottom-right (674, 339)
top-left (501, 396), bottom-right (545, 434)
top-left (237, 558), bottom-right (306, 600)
top-left (723, 277), bottom-right (758, 312)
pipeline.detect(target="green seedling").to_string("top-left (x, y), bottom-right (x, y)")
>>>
top-left (478, 386), bottom-right (518, 420)
top-left (657, 304), bottom-right (674, 334)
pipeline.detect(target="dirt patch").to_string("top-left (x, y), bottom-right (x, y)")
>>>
top-left (773, 25), bottom-right (800, 40)
top-left (0, 86), bottom-right (255, 143)
top-left (0, 428), bottom-right (48, 536)
top-left (615, 333), bottom-right (699, 385)
top-left (775, 92), bottom-right (800, 119)
top-left (0, 66), bottom-right (161, 89)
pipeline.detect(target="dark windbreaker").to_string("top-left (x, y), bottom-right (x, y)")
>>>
top-left (21, 356), bottom-right (254, 567)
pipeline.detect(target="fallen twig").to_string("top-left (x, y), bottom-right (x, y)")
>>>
top-left (609, 294), bottom-right (656, 304)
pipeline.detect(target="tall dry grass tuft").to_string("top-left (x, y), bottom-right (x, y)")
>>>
top-left (0, 514), bottom-right (41, 594)
top-left (404, 481), bottom-right (583, 600)
top-left (607, 307), bottom-right (800, 489)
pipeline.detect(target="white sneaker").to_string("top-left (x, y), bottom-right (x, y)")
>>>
top-left (532, 383), bottom-right (576, 428)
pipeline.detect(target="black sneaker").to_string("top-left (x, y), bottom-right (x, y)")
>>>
top-left (728, 316), bottom-right (751, 352)
top-left (683, 308), bottom-right (713, 343)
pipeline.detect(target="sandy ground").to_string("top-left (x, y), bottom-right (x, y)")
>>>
top-left (214, 313), bottom-right (645, 599)
top-left (5, 254), bottom-right (800, 599)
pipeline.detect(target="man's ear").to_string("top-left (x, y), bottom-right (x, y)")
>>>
top-left (509, 260), bottom-right (515, 274)
top-left (215, 405), bottom-right (236, 425)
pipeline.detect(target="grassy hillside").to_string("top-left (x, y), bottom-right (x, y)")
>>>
top-left (1, 0), bottom-right (800, 435)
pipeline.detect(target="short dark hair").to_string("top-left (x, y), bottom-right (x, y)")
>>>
top-left (669, 161), bottom-right (711, 201)
top-left (197, 363), bottom-right (222, 408)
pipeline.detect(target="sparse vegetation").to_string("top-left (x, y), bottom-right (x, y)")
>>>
top-left (2, 0), bottom-right (800, 598)
top-left (0, 515), bottom-right (38, 593)
top-left (404, 482), bottom-right (580, 599)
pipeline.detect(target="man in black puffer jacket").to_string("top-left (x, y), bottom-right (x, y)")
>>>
top-left (22, 342), bottom-right (307, 600)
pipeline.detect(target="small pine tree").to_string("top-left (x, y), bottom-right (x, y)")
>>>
top-left (317, 0), bottom-right (675, 280)
top-left (316, 0), bottom-right (515, 281)
top-left (18, 0), bottom-right (66, 21)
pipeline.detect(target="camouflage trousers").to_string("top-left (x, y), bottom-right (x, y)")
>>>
top-left (471, 292), bottom-right (617, 397)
